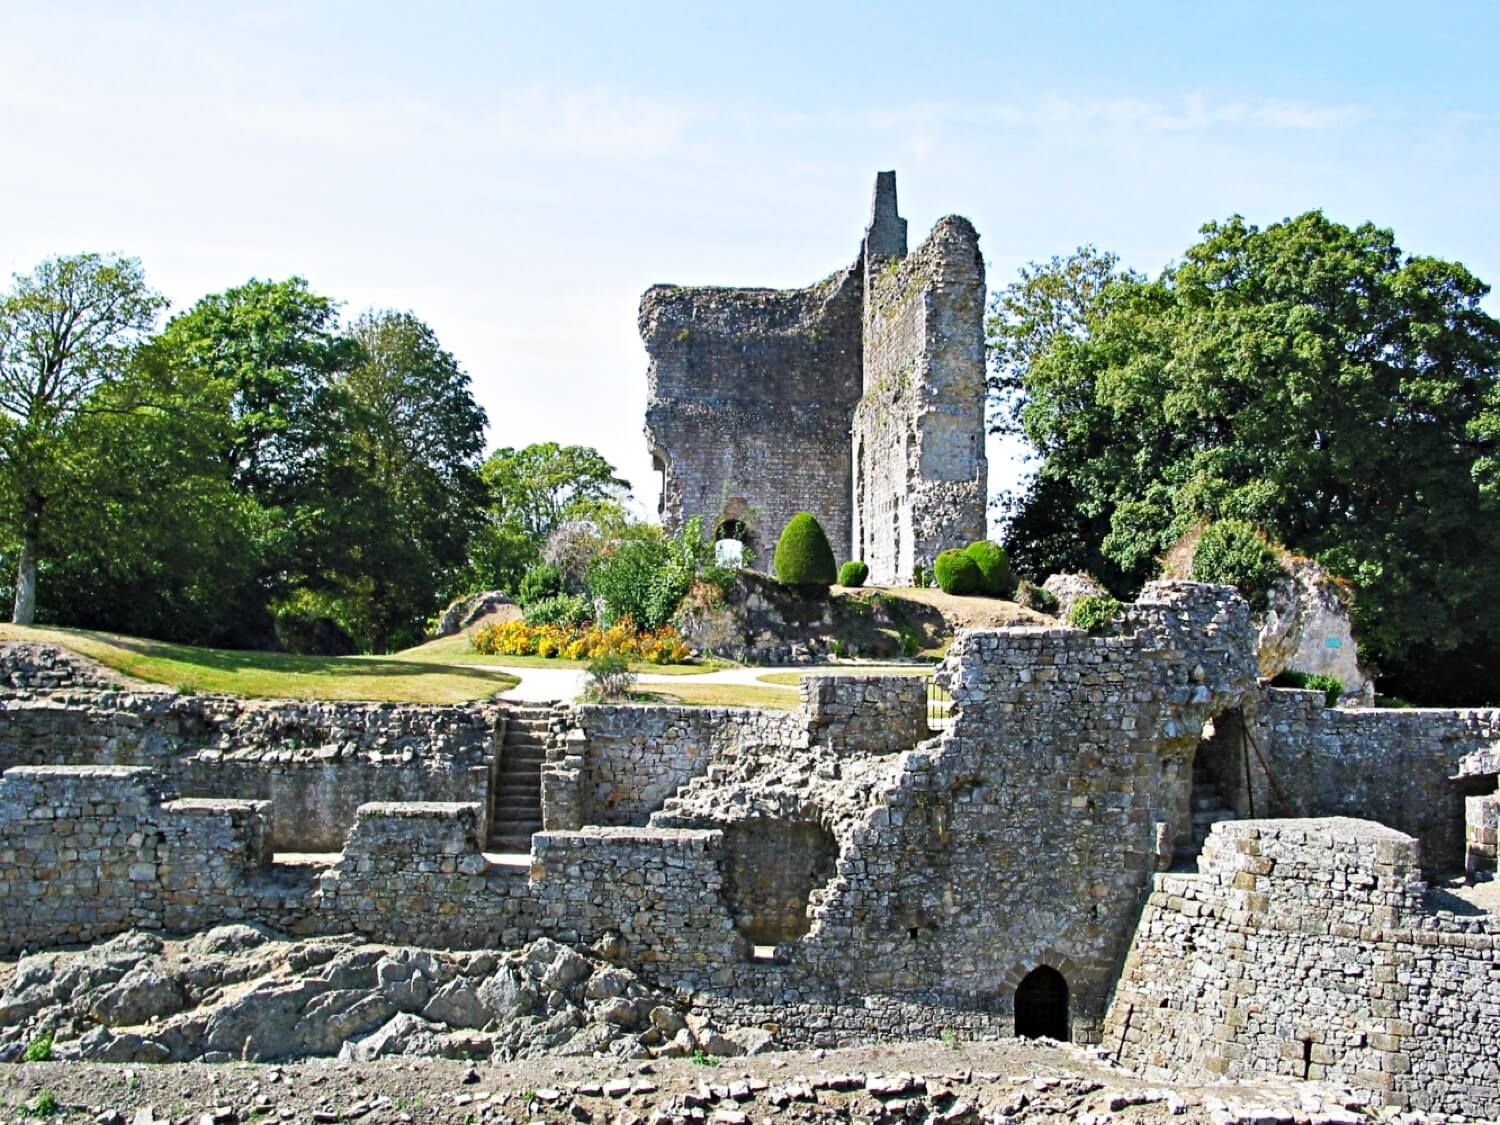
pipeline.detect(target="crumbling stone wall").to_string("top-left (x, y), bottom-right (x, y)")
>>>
top-left (641, 266), bottom-right (864, 556)
top-left (0, 766), bottom-right (272, 952)
top-left (652, 583), bottom-right (1260, 1042)
top-left (0, 680), bottom-right (496, 851)
top-left (852, 207), bottom-right (987, 583)
top-left (643, 173), bottom-right (986, 576)
top-left (1250, 691), bottom-right (1500, 871)
top-left (1104, 818), bottom-right (1500, 1118)
top-left (542, 705), bottom-right (804, 830)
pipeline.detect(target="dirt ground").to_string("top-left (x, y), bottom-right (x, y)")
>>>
top-left (0, 1038), bottom-right (1386, 1125)
top-left (839, 587), bottom-right (1055, 632)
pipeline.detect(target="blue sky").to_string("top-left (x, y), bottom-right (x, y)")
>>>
top-left (4, 2), bottom-right (1498, 523)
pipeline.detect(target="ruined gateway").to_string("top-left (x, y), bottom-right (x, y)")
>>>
top-left (2, 583), bottom-right (1499, 1115)
top-left (642, 173), bottom-right (987, 582)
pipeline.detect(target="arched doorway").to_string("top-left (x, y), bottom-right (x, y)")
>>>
top-left (1014, 966), bottom-right (1069, 1041)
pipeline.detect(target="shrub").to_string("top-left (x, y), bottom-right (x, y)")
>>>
top-left (522, 592), bottom-right (594, 628)
top-left (23, 1031), bottom-right (53, 1062)
top-left (962, 540), bottom-right (1014, 598)
top-left (517, 564), bottom-right (564, 607)
top-left (586, 653), bottom-right (636, 700)
top-left (589, 516), bottom-right (716, 630)
top-left (912, 563), bottom-right (931, 589)
top-left (1272, 670), bottom-right (1343, 707)
top-left (838, 560), bottom-right (869, 588)
top-left (1069, 594), bottom-right (1123, 635)
top-left (773, 513), bottom-right (837, 588)
top-left (1015, 579), bottom-right (1059, 615)
top-left (933, 548), bottom-right (982, 595)
top-left (1191, 520), bottom-right (1287, 611)
top-left (472, 618), bottom-right (690, 665)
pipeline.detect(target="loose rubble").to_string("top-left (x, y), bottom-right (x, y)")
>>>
top-left (0, 1039), bottom-right (1429, 1125)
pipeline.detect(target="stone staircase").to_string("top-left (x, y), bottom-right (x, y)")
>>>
top-left (486, 703), bottom-right (553, 853)
top-left (1190, 783), bottom-right (1235, 856)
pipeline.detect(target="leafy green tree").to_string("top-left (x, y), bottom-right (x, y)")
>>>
top-left (156, 278), bottom-right (357, 502)
top-left (152, 278), bottom-right (359, 644)
top-left (468, 443), bottom-right (631, 593)
top-left (0, 254), bottom-right (168, 623)
top-left (322, 310), bottom-right (488, 651)
top-left (990, 214), bottom-right (1500, 703)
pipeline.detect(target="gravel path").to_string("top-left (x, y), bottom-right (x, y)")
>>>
top-left (0, 1038), bottom-right (1382, 1125)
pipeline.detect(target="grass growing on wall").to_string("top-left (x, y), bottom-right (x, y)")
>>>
top-left (0, 625), bottom-right (519, 704)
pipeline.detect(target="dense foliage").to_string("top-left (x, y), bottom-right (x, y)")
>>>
top-left (772, 512), bottom-right (837, 589)
top-left (837, 560), bottom-right (869, 588)
top-left (1190, 521), bottom-right (1286, 612)
top-left (1069, 595), bottom-right (1122, 635)
top-left (989, 215), bottom-right (1500, 703)
top-left (933, 548), bottom-right (982, 595)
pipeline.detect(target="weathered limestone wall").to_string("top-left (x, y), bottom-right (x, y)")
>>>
top-left (642, 173), bottom-right (988, 578)
top-left (542, 677), bottom-right (928, 832)
top-left (641, 265), bottom-right (864, 560)
top-left (542, 705), bottom-right (804, 830)
top-left (0, 766), bottom-right (273, 952)
top-left (0, 681), bottom-right (496, 851)
top-left (0, 643), bottom-right (125, 692)
top-left (1104, 818), bottom-right (1500, 1118)
top-left (852, 212), bottom-right (987, 584)
top-left (653, 583), bottom-right (1260, 1042)
top-left (1250, 691), bottom-right (1500, 871)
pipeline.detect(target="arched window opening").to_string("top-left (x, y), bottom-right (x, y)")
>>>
top-left (1014, 966), bottom-right (1069, 1041)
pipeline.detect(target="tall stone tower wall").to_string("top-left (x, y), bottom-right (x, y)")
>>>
top-left (852, 195), bottom-right (988, 583)
top-left (640, 266), bottom-right (863, 564)
top-left (642, 173), bottom-right (986, 580)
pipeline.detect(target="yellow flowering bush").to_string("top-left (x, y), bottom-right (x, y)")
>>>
top-left (471, 617), bottom-right (691, 665)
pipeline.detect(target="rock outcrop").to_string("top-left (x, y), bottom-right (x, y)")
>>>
top-left (0, 926), bottom-right (750, 1065)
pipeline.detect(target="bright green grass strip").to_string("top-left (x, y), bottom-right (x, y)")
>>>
top-left (0, 625), bottom-right (518, 704)
top-left (396, 631), bottom-right (724, 676)
top-left (636, 683), bottom-right (800, 711)
top-left (756, 666), bottom-right (936, 687)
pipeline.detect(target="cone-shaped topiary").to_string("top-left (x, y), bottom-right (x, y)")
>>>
top-left (962, 540), bottom-right (1014, 598)
top-left (838, 560), bottom-right (869, 588)
top-left (774, 512), bottom-right (837, 589)
top-left (934, 548), bottom-right (982, 595)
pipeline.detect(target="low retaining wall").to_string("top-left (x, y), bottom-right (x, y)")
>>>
top-left (1104, 818), bottom-right (1500, 1118)
top-left (1250, 692), bottom-right (1500, 870)
top-left (0, 682), bottom-right (497, 851)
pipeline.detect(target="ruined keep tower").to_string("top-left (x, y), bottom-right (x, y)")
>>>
top-left (641, 174), bottom-right (987, 584)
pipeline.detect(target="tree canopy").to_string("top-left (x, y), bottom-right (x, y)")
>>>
top-left (989, 213), bottom-right (1500, 703)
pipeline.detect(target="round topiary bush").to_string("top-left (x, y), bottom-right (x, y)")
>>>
top-left (773, 512), bottom-right (837, 589)
top-left (962, 540), bottom-right (1014, 598)
top-left (838, 560), bottom-right (869, 588)
top-left (933, 548), bottom-right (982, 595)
top-left (1191, 519), bottom-right (1286, 611)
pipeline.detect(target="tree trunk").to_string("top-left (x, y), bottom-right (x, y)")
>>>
top-left (12, 494), bottom-right (42, 625)
top-left (12, 532), bottom-right (37, 625)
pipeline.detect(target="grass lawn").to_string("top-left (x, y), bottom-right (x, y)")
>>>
top-left (0, 624), bottom-right (519, 704)
top-left (756, 665), bottom-right (936, 687)
top-left (396, 631), bottom-right (722, 676)
top-left (636, 682), bottom-right (800, 711)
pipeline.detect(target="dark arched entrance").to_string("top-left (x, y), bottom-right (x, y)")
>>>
top-left (715, 517), bottom-right (749, 543)
top-left (1014, 966), bottom-right (1069, 1041)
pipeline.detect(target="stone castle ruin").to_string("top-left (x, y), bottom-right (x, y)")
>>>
top-left (3, 175), bottom-right (1498, 1116)
top-left (642, 172), bottom-right (987, 582)
top-left (3, 582), bottom-right (1499, 1114)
